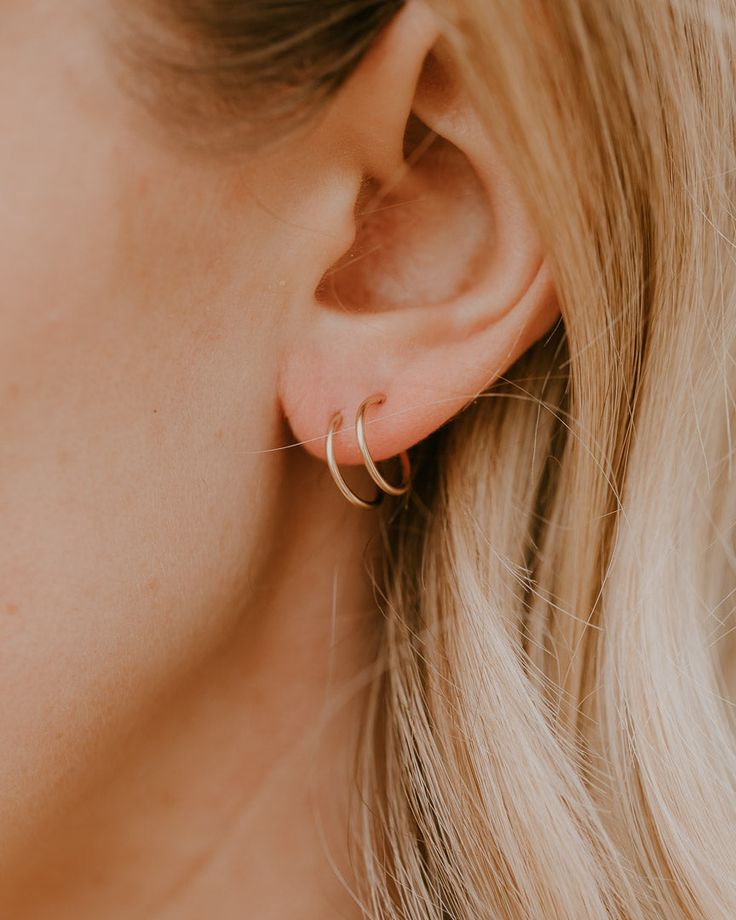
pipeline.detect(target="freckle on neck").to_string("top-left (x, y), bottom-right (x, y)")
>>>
top-left (4, 602), bottom-right (19, 615)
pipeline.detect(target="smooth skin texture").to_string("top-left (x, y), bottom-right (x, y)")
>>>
top-left (0, 1), bottom-right (559, 916)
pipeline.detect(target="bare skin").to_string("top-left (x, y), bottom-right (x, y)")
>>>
top-left (0, 1), bottom-right (559, 915)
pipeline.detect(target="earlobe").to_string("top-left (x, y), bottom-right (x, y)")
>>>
top-left (277, 0), bottom-right (560, 467)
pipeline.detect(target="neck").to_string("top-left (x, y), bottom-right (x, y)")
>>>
top-left (4, 450), bottom-right (383, 920)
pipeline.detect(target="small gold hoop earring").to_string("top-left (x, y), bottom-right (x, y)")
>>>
top-left (326, 411), bottom-right (383, 509)
top-left (325, 395), bottom-right (412, 509)
top-left (355, 394), bottom-right (411, 497)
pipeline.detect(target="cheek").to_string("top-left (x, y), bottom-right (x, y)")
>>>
top-left (0, 9), bottom-right (284, 845)
top-left (0, 59), bottom-right (278, 611)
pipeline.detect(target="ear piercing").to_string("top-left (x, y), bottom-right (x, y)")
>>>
top-left (326, 394), bottom-right (411, 509)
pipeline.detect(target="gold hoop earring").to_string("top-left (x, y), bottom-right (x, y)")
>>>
top-left (326, 411), bottom-right (383, 509)
top-left (356, 394), bottom-right (411, 497)
top-left (325, 395), bottom-right (412, 509)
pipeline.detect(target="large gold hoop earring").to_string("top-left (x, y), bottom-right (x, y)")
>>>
top-left (355, 394), bottom-right (411, 497)
top-left (326, 411), bottom-right (383, 509)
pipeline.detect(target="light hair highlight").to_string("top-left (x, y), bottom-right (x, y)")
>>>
top-left (353, 2), bottom-right (736, 917)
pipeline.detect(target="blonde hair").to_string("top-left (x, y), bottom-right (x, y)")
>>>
top-left (353, 2), bottom-right (736, 917)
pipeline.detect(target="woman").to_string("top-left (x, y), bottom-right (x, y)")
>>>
top-left (1, 0), bottom-right (734, 916)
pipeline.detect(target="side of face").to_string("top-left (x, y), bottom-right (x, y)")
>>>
top-left (0, 0), bottom-right (312, 848)
top-left (0, 0), bottom-right (558, 860)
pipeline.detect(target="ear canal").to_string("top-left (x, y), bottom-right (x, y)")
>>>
top-left (315, 49), bottom-right (495, 317)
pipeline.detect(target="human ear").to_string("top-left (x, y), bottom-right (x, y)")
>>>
top-left (278, 0), bottom-right (560, 467)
